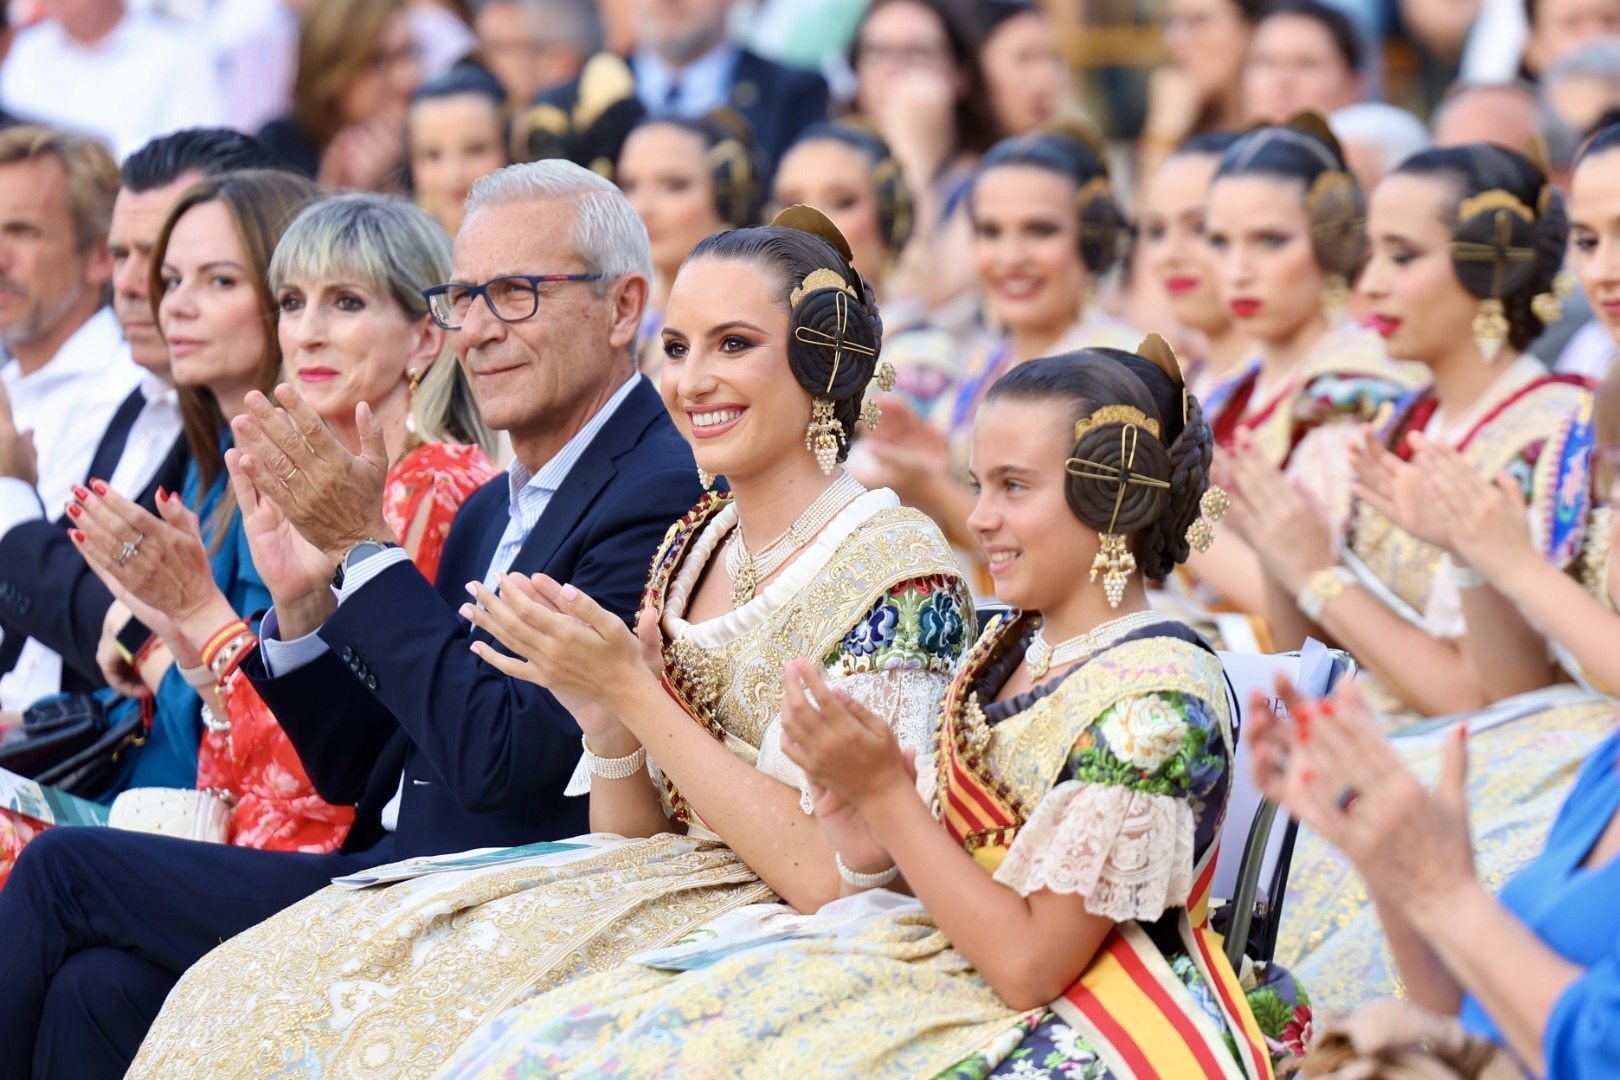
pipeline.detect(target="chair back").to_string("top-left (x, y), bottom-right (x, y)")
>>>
top-left (1212, 639), bottom-right (1356, 968)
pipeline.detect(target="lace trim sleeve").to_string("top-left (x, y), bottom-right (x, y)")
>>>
top-left (756, 667), bottom-right (951, 814)
top-left (993, 780), bottom-right (1195, 922)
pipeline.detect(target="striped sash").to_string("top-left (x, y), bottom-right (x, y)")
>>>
top-left (935, 615), bottom-right (1274, 1080)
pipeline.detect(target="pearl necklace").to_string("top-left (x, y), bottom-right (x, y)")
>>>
top-left (1025, 610), bottom-right (1167, 680)
top-left (725, 472), bottom-right (865, 608)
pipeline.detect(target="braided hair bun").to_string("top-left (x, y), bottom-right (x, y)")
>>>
top-left (983, 336), bottom-right (1214, 581)
top-left (1218, 111), bottom-right (1366, 282)
top-left (685, 206), bottom-right (885, 463)
top-left (1395, 141), bottom-right (1569, 351)
top-left (973, 118), bottom-right (1126, 274)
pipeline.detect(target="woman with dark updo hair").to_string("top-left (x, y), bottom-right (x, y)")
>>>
top-left (617, 110), bottom-right (767, 375)
top-left (858, 123), bottom-right (1142, 598)
top-left (1230, 141), bottom-right (1618, 1016)
top-left (127, 209), bottom-right (973, 1079)
top-left (1190, 115), bottom-right (1426, 612)
top-left (436, 343), bottom-right (1281, 1079)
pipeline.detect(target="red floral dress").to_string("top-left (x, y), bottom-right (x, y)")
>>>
top-left (0, 442), bottom-right (497, 883)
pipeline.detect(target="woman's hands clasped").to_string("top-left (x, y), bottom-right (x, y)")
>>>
top-left (1223, 431), bottom-right (1337, 594)
top-left (780, 660), bottom-right (918, 874)
top-left (460, 573), bottom-right (653, 724)
top-left (1249, 674), bottom-right (1478, 921)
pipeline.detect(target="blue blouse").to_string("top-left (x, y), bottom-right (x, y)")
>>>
top-left (101, 451), bottom-right (270, 795)
top-left (1459, 728), bottom-right (1620, 1077)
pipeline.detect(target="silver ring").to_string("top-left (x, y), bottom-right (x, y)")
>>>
top-left (1335, 786), bottom-right (1359, 813)
top-left (116, 533), bottom-right (145, 566)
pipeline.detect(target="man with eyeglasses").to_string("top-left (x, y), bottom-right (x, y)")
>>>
top-left (0, 160), bottom-right (704, 1079)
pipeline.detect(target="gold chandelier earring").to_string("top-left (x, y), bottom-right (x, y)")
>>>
top-left (1065, 411), bottom-right (1171, 609)
top-left (1320, 274), bottom-right (1350, 322)
top-left (1471, 299), bottom-right (1509, 363)
top-left (806, 399), bottom-right (845, 475)
top-left (1185, 485), bottom-right (1230, 553)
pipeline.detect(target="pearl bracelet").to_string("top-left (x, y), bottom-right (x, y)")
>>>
top-left (580, 736), bottom-right (647, 779)
top-left (835, 851), bottom-right (899, 889)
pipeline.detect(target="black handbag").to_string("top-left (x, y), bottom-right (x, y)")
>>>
top-left (0, 693), bottom-right (147, 798)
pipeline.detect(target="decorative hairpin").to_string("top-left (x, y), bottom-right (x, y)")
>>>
top-left (1067, 418), bottom-right (1171, 607)
top-left (1451, 193), bottom-right (1537, 363)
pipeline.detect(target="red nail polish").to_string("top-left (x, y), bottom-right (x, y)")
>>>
top-left (90, 480), bottom-right (108, 496)
top-left (69, 529), bottom-right (85, 543)
top-left (1319, 699), bottom-right (1336, 717)
top-left (72, 485), bottom-right (90, 501)
top-left (157, 486), bottom-right (167, 502)
top-left (65, 503), bottom-right (81, 519)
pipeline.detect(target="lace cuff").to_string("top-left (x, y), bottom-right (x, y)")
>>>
top-left (756, 667), bottom-right (950, 815)
top-left (993, 779), bottom-right (1195, 922)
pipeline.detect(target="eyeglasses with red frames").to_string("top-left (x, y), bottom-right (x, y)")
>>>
top-left (422, 273), bottom-right (603, 329)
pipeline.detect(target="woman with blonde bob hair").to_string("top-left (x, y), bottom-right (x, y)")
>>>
top-left (67, 190), bottom-right (496, 858)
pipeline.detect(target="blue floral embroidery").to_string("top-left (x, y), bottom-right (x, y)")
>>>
top-left (919, 588), bottom-right (967, 658)
top-left (843, 600), bottom-right (900, 656)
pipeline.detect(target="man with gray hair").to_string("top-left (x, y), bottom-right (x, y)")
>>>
top-left (0, 159), bottom-right (705, 1080)
top-left (474, 0), bottom-right (605, 107)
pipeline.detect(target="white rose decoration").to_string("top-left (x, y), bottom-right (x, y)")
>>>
top-left (1099, 695), bottom-right (1186, 772)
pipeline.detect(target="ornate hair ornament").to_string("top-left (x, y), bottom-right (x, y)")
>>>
top-left (1066, 415), bottom-right (1171, 608)
top-left (1073, 405), bottom-right (1160, 442)
top-left (793, 286), bottom-right (876, 393)
top-left (1451, 189), bottom-right (1538, 362)
top-left (773, 204), bottom-right (892, 468)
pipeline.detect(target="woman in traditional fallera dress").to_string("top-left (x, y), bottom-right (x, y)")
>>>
top-left (434, 345), bottom-right (1279, 1079)
top-left (1225, 141), bottom-right (1614, 1012)
top-left (1191, 115), bottom-right (1427, 614)
top-left (125, 209), bottom-right (972, 1079)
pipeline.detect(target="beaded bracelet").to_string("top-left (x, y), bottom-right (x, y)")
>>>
top-left (835, 851), bottom-right (899, 889)
top-left (579, 735), bottom-right (647, 779)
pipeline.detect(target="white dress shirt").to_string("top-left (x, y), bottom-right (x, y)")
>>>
top-left (262, 373), bottom-right (644, 831)
top-left (0, 12), bottom-right (226, 160)
top-left (0, 311), bottom-right (148, 711)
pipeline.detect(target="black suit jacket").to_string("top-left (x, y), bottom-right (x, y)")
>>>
top-left (0, 386), bottom-right (190, 691)
top-left (246, 379), bottom-right (703, 859)
top-left (533, 47), bottom-right (829, 173)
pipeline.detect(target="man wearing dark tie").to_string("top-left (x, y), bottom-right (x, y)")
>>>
top-left (522, 0), bottom-right (829, 174)
top-left (0, 129), bottom-right (278, 707)
top-left (0, 159), bottom-right (705, 1079)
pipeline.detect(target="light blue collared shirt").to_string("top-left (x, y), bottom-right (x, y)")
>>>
top-left (633, 42), bottom-right (740, 117)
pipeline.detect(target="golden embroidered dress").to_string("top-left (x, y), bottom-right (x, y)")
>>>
top-left (125, 488), bottom-right (970, 1080)
top-left (1275, 358), bottom-right (1616, 1012)
top-left (1205, 321), bottom-right (1428, 533)
top-left (433, 615), bottom-right (1274, 1080)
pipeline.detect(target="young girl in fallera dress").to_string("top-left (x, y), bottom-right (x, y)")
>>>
top-left (436, 343), bottom-right (1279, 1079)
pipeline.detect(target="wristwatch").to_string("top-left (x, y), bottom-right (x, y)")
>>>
top-left (114, 615), bottom-right (156, 665)
top-left (1297, 566), bottom-right (1355, 622)
top-left (332, 539), bottom-right (400, 590)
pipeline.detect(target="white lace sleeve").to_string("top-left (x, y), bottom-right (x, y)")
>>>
top-left (993, 780), bottom-right (1195, 923)
top-left (755, 667), bottom-right (951, 815)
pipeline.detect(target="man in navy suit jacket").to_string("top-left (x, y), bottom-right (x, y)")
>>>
top-left (0, 160), bottom-right (704, 1079)
top-left (523, 0), bottom-right (828, 174)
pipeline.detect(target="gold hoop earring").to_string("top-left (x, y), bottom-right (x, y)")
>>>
top-left (806, 398), bottom-right (844, 476)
